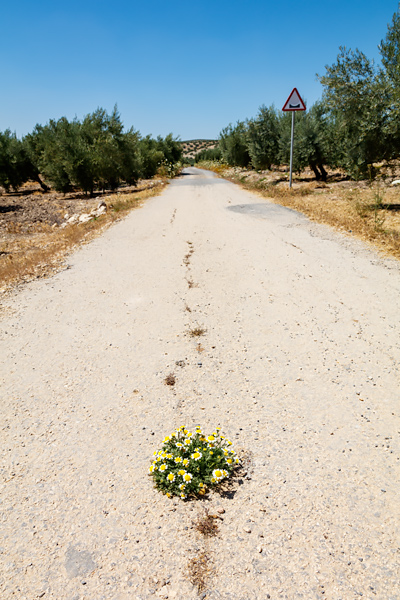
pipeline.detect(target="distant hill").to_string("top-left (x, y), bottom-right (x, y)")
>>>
top-left (181, 139), bottom-right (218, 159)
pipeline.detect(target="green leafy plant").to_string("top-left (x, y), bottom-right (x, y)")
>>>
top-left (149, 426), bottom-right (239, 499)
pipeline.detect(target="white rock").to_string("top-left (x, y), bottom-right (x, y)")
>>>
top-left (91, 206), bottom-right (106, 218)
top-left (79, 213), bottom-right (92, 223)
top-left (390, 179), bottom-right (400, 186)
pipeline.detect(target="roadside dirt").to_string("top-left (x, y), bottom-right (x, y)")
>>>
top-left (0, 179), bottom-right (164, 295)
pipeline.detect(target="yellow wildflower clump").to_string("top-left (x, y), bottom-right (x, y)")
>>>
top-left (148, 425), bottom-right (239, 499)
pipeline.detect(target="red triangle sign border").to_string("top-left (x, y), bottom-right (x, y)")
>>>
top-left (282, 88), bottom-right (306, 112)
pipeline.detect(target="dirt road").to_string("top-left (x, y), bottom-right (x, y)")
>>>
top-left (1, 167), bottom-right (399, 599)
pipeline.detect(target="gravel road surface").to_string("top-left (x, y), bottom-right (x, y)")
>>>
top-left (1, 167), bottom-right (399, 599)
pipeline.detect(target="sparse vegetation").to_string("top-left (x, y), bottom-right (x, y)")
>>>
top-left (188, 552), bottom-right (211, 593)
top-left (194, 509), bottom-right (220, 537)
top-left (164, 373), bottom-right (176, 386)
top-left (189, 325), bottom-right (207, 337)
top-left (181, 139), bottom-right (217, 160)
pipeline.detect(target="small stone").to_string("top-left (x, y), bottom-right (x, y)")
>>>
top-left (217, 508), bottom-right (225, 514)
top-left (244, 526), bottom-right (252, 533)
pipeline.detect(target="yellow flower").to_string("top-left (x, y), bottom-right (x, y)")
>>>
top-left (212, 469), bottom-right (223, 481)
top-left (166, 492), bottom-right (172, 498)
top-left (175, 457), bottom-right (182, 463)
top-left (226, 458), bottom-right (232, 464)
top-left (167, 473), bottom-right (175, 482)
top-left (159, 464), bottom-right (167, 472)
top-left (207, 436), bottom-right (215, 442)
top-left (178, 469), bottom-right (186, 477)
top-left (183, 472), bottom-right (192, 482)
top-left (191, 451), bottom-right (202, 461)
top-left (183, 459), bottom-right (189, 466)
top-left (164, 435), bottom-right (171, 442)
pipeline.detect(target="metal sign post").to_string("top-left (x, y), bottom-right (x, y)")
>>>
top-left (282, 88), bottom-right (306, 189)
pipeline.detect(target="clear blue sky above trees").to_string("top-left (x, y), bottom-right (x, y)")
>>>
top-left (0, 0), bottom-right (397, 140)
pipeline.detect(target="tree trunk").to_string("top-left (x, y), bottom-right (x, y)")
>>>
top-left (310, 163), bottom-right (321, 181)
top-left (34, 174), bottom-right (50, 192)
top-left (318, 164), bottom-right (328, 182)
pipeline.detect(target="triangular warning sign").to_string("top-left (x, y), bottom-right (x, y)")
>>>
top-left (282, 88), bottom-right (306, 111)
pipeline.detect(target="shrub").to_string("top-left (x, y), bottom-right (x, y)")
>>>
top-left (149, 425), bottom-right (239, 499)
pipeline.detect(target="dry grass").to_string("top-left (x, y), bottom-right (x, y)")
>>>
top-left (187, 279), bottom-right (198, 289)
top-left (0, 182), bottom-right (165, 295)
top-left (198, 162), bottom-right (400, 260)
top-left (194, 510), bottom-right (220, 537)
top-left (188, 325), bottom-right (207, 338)
top-left (187, 552), bottom-right (212, 593)
top-left (164, 372), bottom-right (176, 386)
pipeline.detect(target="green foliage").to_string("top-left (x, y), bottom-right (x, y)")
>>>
top-left (318, 46), bottom-right (389, 178)
top-left (284, 103), bottom-right (331, 181)
top-left (194, 146), bottom-right (222, 162)
top-left (219, 121), bottom-right (251, 167)
top-left (138, 136), bottom-right (165, 179)
top-left (247, 105), bottom-right (280, 170)
top-left (1, 107), bottom-right (181, 194)
top-left (149, 425), bottom-right (239, 500)
top-left (379, 8), bottom-right (400, 153)
top-left (0, 129), bottom-right (48, 192)
top-left (380, 9), bottom-right (400, 87)
top-left (156, 133), bottom-right (182, 164)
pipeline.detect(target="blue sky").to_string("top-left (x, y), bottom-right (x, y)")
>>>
top-left (0, 0), bottom-right (398, 140)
